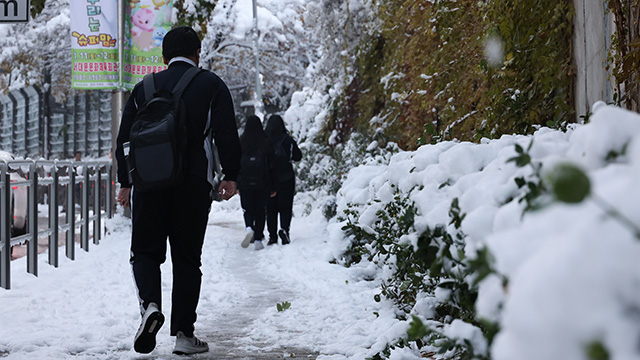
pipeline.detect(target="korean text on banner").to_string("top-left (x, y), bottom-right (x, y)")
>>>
top-left (123, 0), bottom-right (173, 90)
top-left (70, 0), bottom-right (119, 90)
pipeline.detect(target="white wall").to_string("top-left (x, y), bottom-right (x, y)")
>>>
top-left (573, 0), bottom-right (615, 120)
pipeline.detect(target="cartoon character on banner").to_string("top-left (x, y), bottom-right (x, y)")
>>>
top-left (131, 7), bottom-right (155, 51)
top-left (139, 0), bottom-right (154, 9)
top-left (152, 0), bottom-right (167, 10)
top-left (152, 27), bottom-right (168, 48)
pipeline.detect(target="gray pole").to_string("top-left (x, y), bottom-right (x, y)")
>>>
top-left (115, 0), bottom-right (125, 137)
top-left (252, 0), bottom-right (263, 115)
top-left (111, 0), bottom-right (126, 213)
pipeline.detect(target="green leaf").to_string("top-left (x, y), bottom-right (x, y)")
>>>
top-left (546, 163), bottom-right (591, 203)
top-left (514, 144), bottom-right (524, 154)
top-left (585, 340), bottom-right (609, 360)
top-left (407, 316), bottom-right (428, 341)
top-left (507, 152), bottom-right (531, 167)
top-left (526, 139), bottom-right (535, 151)
top-left (516, 153), bottom-right (531, 167)
top-left (276, 301), bottom-right (291, 312)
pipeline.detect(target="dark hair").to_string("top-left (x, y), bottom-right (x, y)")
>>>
top-left (162, 26), bottom-right (201, 61)
top-left (265, 114), bottom-right (287, 139)
top-left (240, 115), bottom-right (266, 153)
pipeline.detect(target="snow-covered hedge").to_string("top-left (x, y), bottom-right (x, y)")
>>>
top-left (327, 103), bottom-right (640, 360)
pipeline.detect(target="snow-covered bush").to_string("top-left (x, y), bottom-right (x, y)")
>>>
top-left (285, 84), bottom-right (400, 220)
top-left (0, 0), bottom-right (70, 100)
top-left (328, 103), bottom-right (640, 359)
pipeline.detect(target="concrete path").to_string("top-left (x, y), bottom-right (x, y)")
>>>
top-left (199, 220), bottom-right (319, 359)
top-left (3, 210), bottom-right (321, 359)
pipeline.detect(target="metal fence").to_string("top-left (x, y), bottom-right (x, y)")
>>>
top-left (0, 158), bottom-right (113, 290)
top-left (0, 87), bottom-right (113, 160)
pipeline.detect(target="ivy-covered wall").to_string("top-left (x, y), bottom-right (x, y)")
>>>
top-left (327, 0), bottom-right (575, 150)
top-left (607, 0), bottom-right (640, 111)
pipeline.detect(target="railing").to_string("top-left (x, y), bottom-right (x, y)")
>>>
top-left (0, 159), bottom-right (114, 290)
top-left (0, 87), bottom-right (113, 160)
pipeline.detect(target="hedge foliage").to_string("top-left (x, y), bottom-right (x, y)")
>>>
top-left (326, 0), bottom-right (574, 149)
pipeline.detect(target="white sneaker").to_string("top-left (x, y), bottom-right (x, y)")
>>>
top-left (173, 331), bottom-right (209, 355)
top-left (241, 228), bottom-right (254, 248)
top-left (133, 302), bottom-right (164, 354)
top-left (254, 240), bottom-right (264, 250)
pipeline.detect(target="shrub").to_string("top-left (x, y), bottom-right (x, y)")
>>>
top-left (340, 191), bottom-right (497, 359)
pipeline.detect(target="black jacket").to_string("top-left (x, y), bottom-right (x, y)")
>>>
top-left (115, 60), bottom-right (241, 188)
top-left (271, 133), bottom-right (302, 183)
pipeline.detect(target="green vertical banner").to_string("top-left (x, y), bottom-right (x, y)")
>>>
top-left (70, 0), bottom-right (119, 89)
top-left (123, 0), bottom-right (173, 90)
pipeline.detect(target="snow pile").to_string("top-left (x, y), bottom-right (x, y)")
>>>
top-left (327, 103), bottom-right (640, 359)
top-left (488, 105), bottom-right (640, 360)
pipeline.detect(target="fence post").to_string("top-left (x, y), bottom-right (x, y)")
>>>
top-left (19, 89), bottom-right (29, 156)
top-left (66, 165), bottom-right (75, 260)
top-left (7, 92), bottom-right (17, 154)
top-left (1, 163), bottom-right (11, 289)
top-left (27, 162), bottom-right (38, 275)
top-left (106, 163), bottom-right (113, 218)
top-left (93, 167), bottom-right (101, 244)
top-left (81, 165), bottom-right (89, 251)
top-left (49, 162), bottom-right (59, 267)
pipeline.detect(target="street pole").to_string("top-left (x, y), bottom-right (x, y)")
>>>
top-left (110, 0), bottom-right (126, 214)
top-left (111, 0), bottom-right (125, 152)
top-left (116, 0), bottom-right (125, 132)
top-left (252, 0), bottom-right (263, 117)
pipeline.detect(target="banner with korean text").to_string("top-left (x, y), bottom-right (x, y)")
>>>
top-left (70, 0), bottom-right (174, 90)
top-left (70, 0), bottom-right (119, 89)
top-left (123, 0), bottom-right (173, 90)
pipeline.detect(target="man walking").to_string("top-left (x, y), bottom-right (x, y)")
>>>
top-left (115, 26), bottom-right (240, 355)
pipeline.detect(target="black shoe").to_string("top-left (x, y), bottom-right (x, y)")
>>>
top-left (134, 303), bottom-right (164, 354)
top-left (267, 237), bottom-right (278, 245)
top-left (278, 229), bottom-right (290, 245)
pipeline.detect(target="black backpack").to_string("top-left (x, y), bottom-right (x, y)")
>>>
top-left (239, 144), bottom-right (268, 190)
top-left (127, 67), bottom-right (203, 192)
top-left (273, 136), bottom-right (293, 182)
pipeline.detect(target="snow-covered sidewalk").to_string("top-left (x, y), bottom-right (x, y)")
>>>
top-left (0, 196), bottom-right (393, 359)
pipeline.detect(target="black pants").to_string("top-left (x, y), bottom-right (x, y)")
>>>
top-left (240, 188), bottom-right (268, 240)
top-left (267, 178), bottom-right (295, 240)
top-left (130, 175), bottom-right (212, 337)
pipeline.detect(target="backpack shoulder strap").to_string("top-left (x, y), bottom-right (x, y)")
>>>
top-left (172, 67), bottom-right (204, 98)
top-left (142, 73), bottom-right (156, 103)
